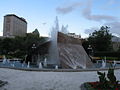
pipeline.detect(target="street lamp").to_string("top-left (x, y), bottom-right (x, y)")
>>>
top-left (31, 44), bottom-right (36, 64)
top-left (87, 45), bottom-right (93, 56)
top-left (32, 44), bottom-right (36, 49)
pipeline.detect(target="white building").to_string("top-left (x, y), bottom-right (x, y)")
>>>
top-left (112, 36), bottom-right (120, 51)
top-left (67, 33), bottom-right (81, 39)
top-left (3, 14), bottom-right (27, 37)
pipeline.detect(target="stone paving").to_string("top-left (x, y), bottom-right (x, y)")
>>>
top-left (0, 68), bottom-right (120, 90)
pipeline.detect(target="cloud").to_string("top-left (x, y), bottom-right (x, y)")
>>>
top-left (56, 0), bottom-right (120, 37)
top-left (84, 22), bottom-right (120, 36)
top-left (56, 0), bottom-right (118, 22)
top-left (104, 22), bottom-right (120, 35)
top-left (56, 2), bottom-right (83, 14)
top-left (83, 0), bottom-right (120, 36)
top-left (84, 27), bottom-right (99, 34)
top-left (82, 0), bottom-right (118, 22)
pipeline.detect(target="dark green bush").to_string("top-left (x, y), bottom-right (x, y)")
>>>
top-left (94, 51), bottom-right (120, 57)
top-left (97, 68), bottom-right (119, 89)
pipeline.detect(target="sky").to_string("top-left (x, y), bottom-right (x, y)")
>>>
top-left (0, 0), bottom-right (120, 38)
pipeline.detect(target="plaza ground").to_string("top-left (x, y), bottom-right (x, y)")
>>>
top-left (0, 68), bottom-right (120, 90)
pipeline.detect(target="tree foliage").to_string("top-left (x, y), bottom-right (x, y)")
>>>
top-left (88, 26), bottom-right (112, 51)
top-left (0, 30), bottom-right (46, 59)
top-left (32, 29), bottom-right (40, 37)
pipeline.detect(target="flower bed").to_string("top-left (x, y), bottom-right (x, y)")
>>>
top-left (81, 82), bottom-right (120, 90)
top-left (81, 68), bottom-right (120, 90)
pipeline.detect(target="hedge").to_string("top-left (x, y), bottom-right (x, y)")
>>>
top-left (94, 51), bottom-right (120, 57)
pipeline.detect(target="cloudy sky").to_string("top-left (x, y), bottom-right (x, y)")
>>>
top-left (0, 0), bottom-right (120, 37)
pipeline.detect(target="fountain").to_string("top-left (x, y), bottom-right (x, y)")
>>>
top-left (11, 63), bottom-right (15, 67)
top-left (39, 62), bottom-right (42, 69)
top-left (61, 25), bottom-right (68, 34)
top-left (2, 55), bottom-right (7, 64)
top-left (22, 63), bottom-right (24, 67)
top-left (73, 66), bottom-right (77, 69)
top-left (0, 17), bottom-right (95, 69)
top-left (113, 60), bottom-right (117, 67)
top-left (101, 59), bottom-right (106, 68)
top-left (27, 62), bottom-right (30, 68)
top-left (43, 58), bottom-right (47, 67)
top-left (48, 16), bottom-right (60, 66)
top-left (48, 17), bottom-right (94, 69)
top-left (55, 65), bottom-right (58, 69)
top-left (22, 61), bottom-right (25, 67)
top-left (24, 55), bottom-right (27, 62)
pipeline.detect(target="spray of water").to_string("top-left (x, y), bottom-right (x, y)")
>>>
top-left (48, 16), bottom-right (60, 65)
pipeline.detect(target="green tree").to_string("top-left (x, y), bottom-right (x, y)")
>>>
top-left (24, 33), bottom-right (40, 54)
top-left (0, 38), bottom-right (2, 54)
top-left (1, 38), bottom-right (14, 55)
top-left (12, 36), bottom-right (25, 58)
top-left (32, 29), bottom-right (40, 37)
top-left (88, 26), bottom-right (112, 51)
top-left (0, 30), bottom-right (46, 59)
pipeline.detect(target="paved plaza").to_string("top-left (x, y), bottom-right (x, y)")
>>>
top-left (0, 68), bottom-right (120, 90)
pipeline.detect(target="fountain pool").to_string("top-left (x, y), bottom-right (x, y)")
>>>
top-left (0, 59), bottom-right (120, 69)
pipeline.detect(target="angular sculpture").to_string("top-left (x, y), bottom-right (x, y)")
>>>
top-left (57, 32), bottom-right (94, 69)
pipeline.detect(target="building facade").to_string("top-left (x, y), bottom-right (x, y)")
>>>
top-left (112, 36), bottom-right (120, 51)
top-left (67, 33), bottom-right (81, 39)
top-left (3, 14), bottom-right (27, 37)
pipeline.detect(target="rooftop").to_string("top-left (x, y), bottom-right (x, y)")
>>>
top-left (4, 14), bottom-right (27, 23)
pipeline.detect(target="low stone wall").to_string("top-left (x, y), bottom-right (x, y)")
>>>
top-left (0, 67), bottom-right (120, 72)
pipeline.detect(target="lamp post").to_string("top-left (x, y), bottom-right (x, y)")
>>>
top-left (31, 44), bottom-right (36, 64)
top-left (87, 45), bottom-right (93, 56)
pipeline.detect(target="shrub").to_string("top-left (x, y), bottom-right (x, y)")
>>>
top-left (82, 68), bottom-right (120, 90)
top-left (96, 68), bottom-right (119, 89)
top-left (94, 51), bottom-right (120, 58)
